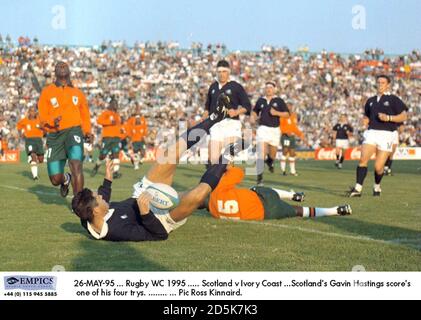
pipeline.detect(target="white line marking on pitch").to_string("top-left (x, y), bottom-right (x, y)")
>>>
top-left (0, 184), bottom-right (62, 197)
top-left (1, 184), bottom-right (420, 249)
top-left (232, 220), bottom-right (421, 249)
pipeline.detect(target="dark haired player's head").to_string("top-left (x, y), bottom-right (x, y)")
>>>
top-left (72, 189), bottom-right (109, 222)
top-left (108, 98), bottom-right (118, 112)
top-left (376, 74), bottom-right (392, 95)
top-left (54, 61), bottom-right (72, 86)
top-left (216, 60), bottom-right (230, 85)
top-left (265, 81), bottom-right (276, 97)
top-left (28, 106), bottom-right (37, 119)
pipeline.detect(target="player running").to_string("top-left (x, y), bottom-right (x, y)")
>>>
top-left (332, 114), bottom-right (353, 169)
top-left (347, 75), bottom-right (408, 197)
top-left (38, 62), bottom-right (92, 197)
top-left (206, 166), bottom-right (351, 221)
top-left (91, 98), bottom-right (123, 179)
top-left (127, 106), bottom-right (148, 170)
top-left (203, 60), bottom-right (251, 165)
top-left (16, 106), bottom-right (45, 180)
top-left (280, 102), bottom-right (305, 176)
top-left (253, 81), bottom-right (290, 186)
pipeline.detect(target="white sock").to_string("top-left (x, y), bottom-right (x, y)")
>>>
top-left (272, 188), bottom-right (294, 200)
top-left (64, 173), bottom-right (71, 185)
top-left (302, 207), bottom-right (338, 218)
top-left (289, 157), bottom-right (296, 174)
top-left (374, 184), bottom-right (382, 192)
top-left (30, 162), bottom-right (38, 178)
top-left (280, 155), bottom-right (287, 172)
top-left (113, 159), bottom-right (120, 172)
top-left (355, 184), bottom-right (363, 192)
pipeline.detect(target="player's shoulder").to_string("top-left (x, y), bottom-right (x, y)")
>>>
top-left (40, 83), bottom-right (56, 94)
top-left (71, 86), bottom-right (87, 97)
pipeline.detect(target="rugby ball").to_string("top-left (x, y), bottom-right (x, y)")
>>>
top-left (146, 183), bottom-right (180, 210)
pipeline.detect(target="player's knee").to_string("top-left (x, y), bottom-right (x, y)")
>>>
top-left (49, 175), bottom-right (63, 186)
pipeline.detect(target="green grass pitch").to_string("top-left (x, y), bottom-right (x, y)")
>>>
top-left (0, 160), bottom-right (420, 271)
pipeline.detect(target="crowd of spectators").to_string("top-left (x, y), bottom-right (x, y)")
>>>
top-left (1, 35), bottom-right (420, 151)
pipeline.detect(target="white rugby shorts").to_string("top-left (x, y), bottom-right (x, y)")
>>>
top-left (257, 125), bottom-right (281, 147)
top-left (363, 130), bottom-right (395, 152)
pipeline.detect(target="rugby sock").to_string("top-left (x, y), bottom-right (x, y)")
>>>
top-left (113, 159), bottom-right (120, 172)
top-left (272, 188), bottom-right (295, 200)
top-left (374, 184), bottom-right (382, 192)
top-left (356, 166), bottom-right (368, 189)
top-left (200, 163), bottom-right (228, 190)
top-left (265, 155), bottom-right (274, 168)
top-left (289, 157), bottom-right (296, 174)
top-left (302, 207), bottom-right (339, 218)
top-left (30, 161), bottom-right (38, 178)
top-left (336, 154), bottom-right (340, 163)
top-left (95, 159), bottom-right (103, 167)
top-left (280, 155), bottom-right (287, 172)
top-left (375, 171), bottom-right (384, 185)
top-left (64, 173), bottom-right (71, 185)
top-left (340, 156), bottom-right (345, 164)
top-left (200, 143), bottom-right (241, 190)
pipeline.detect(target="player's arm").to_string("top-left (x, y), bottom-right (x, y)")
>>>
top-left (347, 126), bottom-right (354, 139)
top-left (79, 93), bottom-right (92, 136)
top-left (270, 99), bottom-right (290, 118)
top-left (230, 83), bottom-right (251, 118)
top-left (38, 89), bottom-right (57, 129)
top-left (97, 112), bottom-right (114, 126)
top-left (97, 160), bottom-right (115, 203)
top-left (203, 86), bottom-right (212, 119)
top-left (379, 98), bottom-right (408, 124)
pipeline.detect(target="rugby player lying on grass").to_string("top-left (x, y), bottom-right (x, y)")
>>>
top-left (72, 94), bottom-right (244, 242)
top-left (204, 165), bottom-right (352, 220)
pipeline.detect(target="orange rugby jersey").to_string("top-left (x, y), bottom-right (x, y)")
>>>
top-left (209, 167), bottom-right (265, 221)
top-left (17, 117), bottom-right (44, 138)
top-left (280, 113), bottom-right (304, 138)
top-left (127, 116), bottom-right (148, 142)
top-left (97, 110), bottom-right (122, 138)
top-left (118, 122), bottom-right (131, 140)
top-left (38, 84), bottom-right (91, 134)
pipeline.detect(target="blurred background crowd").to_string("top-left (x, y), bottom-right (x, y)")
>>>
top-left (1, 35), bottom-right (420, 150)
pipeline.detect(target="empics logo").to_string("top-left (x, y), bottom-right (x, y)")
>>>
top-left (4, 276), bottom-right (57, 291)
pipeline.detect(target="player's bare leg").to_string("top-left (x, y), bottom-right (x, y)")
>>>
top-left (281, 148), bottom-right (289, 176)
top-left (384, 144), bottom-right (397, 176)
top-left (335, 147), bottom-right (345, 169)
top-left (69, 159), bottom-right (84, 195)
top-left (373, 149), bottom-right (391, 196)
top-left (289, 148), bottom-right (298, 176)
top-left (111, 153), bottom-right (121, 179)
top-left (169, 183), bottom-right (211, 222)
top-left (29, 153), bottom-right (39, 180)
top-left (348, 144), bottom-right (377, 197)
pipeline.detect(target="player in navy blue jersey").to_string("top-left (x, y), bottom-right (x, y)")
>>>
top-left (332, 114), bottom-right (353, 169)
top-left (253, 82), bottom-right (290, 186)
top-left (348, 75), bottom-right (408, 197)
top-left (203, 60), bottom-right (252, 165)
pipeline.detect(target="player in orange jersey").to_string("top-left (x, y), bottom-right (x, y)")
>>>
top-left (206, 166), bottom-right (352, 221)
top-left (38, 62), bottom-right (92, 197)
top-left (280, 102), bottom-right (305, 176)
top-left (91, 98), bottom-right (123, 179)
top-left (127, 106), bottom-right (148, 170)
top-left (17, 106), bottom-right (45, 180)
